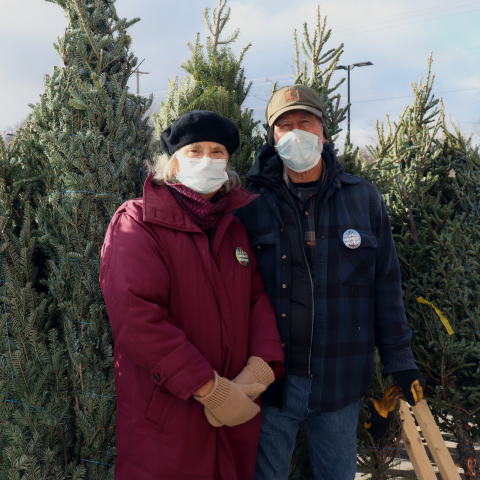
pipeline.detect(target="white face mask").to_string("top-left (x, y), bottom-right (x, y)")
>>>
top-left (176, 154), bottom-right (228, 194)
top-left (275, 129), bottom-right (323, 173)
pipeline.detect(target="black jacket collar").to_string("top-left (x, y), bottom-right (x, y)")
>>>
top-left (246, 141), bottom-right (345, 194)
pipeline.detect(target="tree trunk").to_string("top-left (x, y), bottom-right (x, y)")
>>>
top-left (453, 411), bottom-right (478, 479)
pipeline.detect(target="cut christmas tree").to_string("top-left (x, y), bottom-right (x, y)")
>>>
top-left (352, 55), bottom-right (480, 478)
top-left (291, 6), bottom-right (348, 147)
top-left (152, 0), bottom-right (262, 183)
top-left (0, 0), bottom-right (153, 477)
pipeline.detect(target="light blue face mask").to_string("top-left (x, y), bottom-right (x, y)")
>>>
top-left (176, 154), bottom-right (228, 194)
top-left (275, 129), bottom-right (322, 173)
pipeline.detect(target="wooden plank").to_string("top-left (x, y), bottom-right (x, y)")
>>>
top-left (399, 399), bottom-right (438, 480)
top-left (411, 399), bottom-right (462, 480)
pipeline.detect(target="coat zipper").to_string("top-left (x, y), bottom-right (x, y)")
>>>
top-left (281, 182), bottom-right (315, 376)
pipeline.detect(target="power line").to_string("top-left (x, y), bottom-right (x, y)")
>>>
top-left (133, 5), bottom-right (480, 109)
top-left (137, 2), bottom-right (479, 71)
top-left (249, 74), bottom-right (294, 83)
top-left (331, 0), bottom-right (476, 29)
top-left (142, 58), bottom-right (186, 69)
top-left (256, 47), bottom-right (472, 75)
top-left (137, 91), bottom-right (169, 95)
top-left (139, 43), bottom-right (474, 78)
top-left (353, 86), bottom-right (480, 103)
top-left (331, 7), bottom-right (480, 39)
top-left (138, 48), bottom-right (477, 100)
top-left (250, 7), bottom-right (480, 55)
top-left (247, 86), bottom-right (480, 109)
top-left (246, 47), bottom-right (477, 91)
top-left (332, 0), bottom-right (480, 34)
top-left (357, 47), bottom-right (473, 66)
top-left (143, 65), bottom-right (479, 98)
top-left (351, 85), bottom-right (480, 99)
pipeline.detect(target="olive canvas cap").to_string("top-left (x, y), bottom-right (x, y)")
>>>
top-left (266, 84), bottom-right (324, 127)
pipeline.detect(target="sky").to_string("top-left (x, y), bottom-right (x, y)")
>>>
top-left (1, 0), bottom-right (479, 148)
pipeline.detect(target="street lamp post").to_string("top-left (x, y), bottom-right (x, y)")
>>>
top-left (335, 61), bottom-right (373, 145)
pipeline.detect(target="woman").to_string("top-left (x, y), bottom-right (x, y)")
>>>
top-left (100, 110), bottom-right (284, 480)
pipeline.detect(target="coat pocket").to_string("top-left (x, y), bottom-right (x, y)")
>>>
top-left (251, 231), bottom-right (276, 251)
top-left (338, 230), bottom-right (377, 285)
top-left (145, 386), bottom-right (177, 435)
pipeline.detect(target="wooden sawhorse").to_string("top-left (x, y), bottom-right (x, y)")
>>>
top-left (399, 399), bottom-right (462, 480)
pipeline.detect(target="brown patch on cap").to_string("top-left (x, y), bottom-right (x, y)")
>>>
top-left (284, 90), bottom-right (299, 102)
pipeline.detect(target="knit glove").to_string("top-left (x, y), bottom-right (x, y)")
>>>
top-left (204, 357), bottom-right (274, 427)
top-left (392, 370), bottom-right (426, 406)
top-left (195, 372), bottom-right (266, 427)
top-left (233, 356), bottom-right (275, 401)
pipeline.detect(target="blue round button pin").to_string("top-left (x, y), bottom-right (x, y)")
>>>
top-left (343, 229), bottom-right (361, 249)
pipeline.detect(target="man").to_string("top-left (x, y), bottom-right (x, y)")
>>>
top-left (235, 84), bottom-right (425, 480)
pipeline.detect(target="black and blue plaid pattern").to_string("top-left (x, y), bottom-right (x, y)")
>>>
top-left (338, 230), bottom-right (377, 285)
top-left (235, 165), bottom-right (417, 413)
top-left (284, 169), bottom-right (325, 268)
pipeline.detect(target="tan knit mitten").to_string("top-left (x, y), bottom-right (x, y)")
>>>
top-left (195, 372), bottom-right (266, 427)
top-left (233, 356), bottom-right (275, 401)
top-left (204, 357), bottom-right (275, 427)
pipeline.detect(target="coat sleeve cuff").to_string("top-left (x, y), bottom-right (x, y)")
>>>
top-left (270, 361), bottom-right (285, 378)
top-left (152, 342), bottom-right (214, 401)
top-left (248, 340), bottom-right (285, 378)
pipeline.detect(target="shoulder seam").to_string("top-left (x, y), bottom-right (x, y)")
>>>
top-left (343, 173), bottom-right (382, 194)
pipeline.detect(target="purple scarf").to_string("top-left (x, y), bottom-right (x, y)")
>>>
top-left (167, 182), bottom-right (229, 231)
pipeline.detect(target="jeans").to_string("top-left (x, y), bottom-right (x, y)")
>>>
top-left (254, 374), bottom-right (362, 480)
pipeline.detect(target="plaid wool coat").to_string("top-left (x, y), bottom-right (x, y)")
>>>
top-left (235, 142), bottom-right (417, 412)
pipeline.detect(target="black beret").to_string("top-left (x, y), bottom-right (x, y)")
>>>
top-left (160, 110), bottom-right (240, 156)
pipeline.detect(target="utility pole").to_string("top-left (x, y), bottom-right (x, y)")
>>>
top-left (133, 70), bottom-right (150, 95)
top-left (335, 61), bottom-right (373, 145)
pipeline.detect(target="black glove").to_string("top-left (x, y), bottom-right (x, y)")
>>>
top-left (366, 400), bottom-right (393, 440)
top-left (391, 370), bottom-right (426, 406)
top-left (365, 384), bottom-right (404, 440)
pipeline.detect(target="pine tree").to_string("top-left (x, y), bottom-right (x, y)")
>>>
top-left (355, 357), bottom-right (404, 480)
top-left (350, 56), bottom-right (480, 478)
top-left (0, 131), bottom-right (77, 479)
top-left (389, 93), bottom-right (480, 479)
top-left (292, 6), bottom-right (348, 146)
top-left (0, 0), bottom-right (153, 477)
top-left (152, 0), bottom-right (262, 184)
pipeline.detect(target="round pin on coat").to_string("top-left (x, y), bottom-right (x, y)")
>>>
top-left (235, 247), bottom-right (249, 266)
top-left (343, 229), bottom-right (361, 249)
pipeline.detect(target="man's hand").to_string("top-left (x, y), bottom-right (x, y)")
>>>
top-left (391, 370), bottom-right (426, 406)
top-left (365, 384), bottom-right (404, 439)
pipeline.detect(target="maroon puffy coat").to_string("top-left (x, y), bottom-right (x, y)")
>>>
top-left (99, 176), bottom-right (284, 480)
